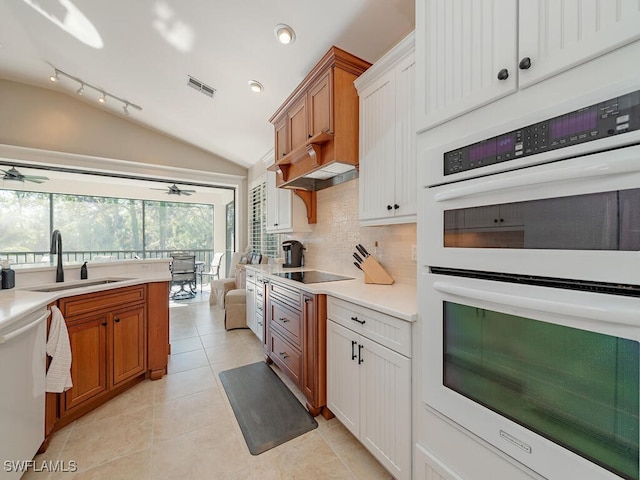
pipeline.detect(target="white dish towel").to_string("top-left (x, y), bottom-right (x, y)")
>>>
top-left (46, 305), bottom-right (73, 393)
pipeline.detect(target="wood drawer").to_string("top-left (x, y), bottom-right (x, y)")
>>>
top-left (270, 299), bottom-right (302, 348)
top-left (327, 296), bottom-right (412, 358)
top-left (60, 285), bottom-right (146, 318)
top-left (268, 280), bottom-right (302, 311)
top-left (268, 329), bottom-right (302, 385)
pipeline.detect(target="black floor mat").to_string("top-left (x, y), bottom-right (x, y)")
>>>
top-left (219, 362), bottom-right (318, 455)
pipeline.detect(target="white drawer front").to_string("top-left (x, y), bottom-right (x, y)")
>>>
top-left (327, 296), bottom-right (411, 358)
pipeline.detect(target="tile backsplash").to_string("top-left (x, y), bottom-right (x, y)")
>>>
top-left (287, 178), bottom-right (417, 286)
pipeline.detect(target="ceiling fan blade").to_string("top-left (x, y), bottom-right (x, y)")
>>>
top-left (24, 175), bottom-right (50, 183)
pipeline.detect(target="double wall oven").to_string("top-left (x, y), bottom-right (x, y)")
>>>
top-left (421, 78), bottom-right (640, 480)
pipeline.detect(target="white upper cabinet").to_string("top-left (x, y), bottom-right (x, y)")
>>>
top-left (518, 0), bottom-right (640, 88)
top-left (416, 0), bottom-right (518, 132)
top-left (263, 157), bottom-right (310, 234)
top-left (416, 0), bottom-right (640, 132)
top-left (356, 32), bottom-right (417, 226)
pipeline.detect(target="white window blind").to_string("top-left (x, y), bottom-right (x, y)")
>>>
top-left (249, 179), bottom-right (278, 259)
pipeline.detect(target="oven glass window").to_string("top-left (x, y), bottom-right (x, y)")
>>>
top-left (443, 189), bottom-right (640, 250)
top-left (444, 302), bottom-right (639, 480)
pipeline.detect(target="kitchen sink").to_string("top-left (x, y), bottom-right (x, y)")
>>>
top-left (26, 278), bottom-right (129, 292)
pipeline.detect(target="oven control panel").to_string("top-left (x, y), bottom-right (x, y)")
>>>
top-left (444, 89), bottom-right (640, 176)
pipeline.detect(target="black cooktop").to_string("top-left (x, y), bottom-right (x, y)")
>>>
top-left (272, 270), bottom-right (353, 284)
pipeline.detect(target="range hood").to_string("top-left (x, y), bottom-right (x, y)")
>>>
top-left (277, 161), bottom-right (358, 191)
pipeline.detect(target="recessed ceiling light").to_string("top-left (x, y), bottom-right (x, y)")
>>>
top-left (248, 80), bottom-right (264, 93)
top-left (274, 24), bottom-right (295, 45)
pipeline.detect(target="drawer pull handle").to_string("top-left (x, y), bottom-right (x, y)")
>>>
top-left (280, 317), bottom-right (289, 323)
top-left (351, 316), bottom-right (366, 325)
top-left (358, 344), bottom-right (364, 364)
top-left (351, 340), bottom-right (357, 361)
top-left (279, 351), bottom-right (289, 359)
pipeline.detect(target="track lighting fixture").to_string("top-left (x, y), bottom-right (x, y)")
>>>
top-left (48, 67), bottom-right (142, 115)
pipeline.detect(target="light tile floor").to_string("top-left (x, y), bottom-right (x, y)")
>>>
top-left (23, 291), bottom-right (394, 480)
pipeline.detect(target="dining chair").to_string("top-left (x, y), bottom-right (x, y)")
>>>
top-left (170, 253), bottom-right (197, 299)
top-left (200, 252), bottom-right (225, 292)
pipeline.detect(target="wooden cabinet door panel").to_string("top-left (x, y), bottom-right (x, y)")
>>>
top-left (274, 116), bottom-right (288, 159)
top-left (326, 320), bottom-right (360, 437)
top-left (288, 96), bottom-right (308, 152)
top-left (308, 71), bottom-right (333, 136)
top-left (359, 335), bottom-right (411, 480)
top-left (519, 0), bottom-right (640, 88)
top-left (111, 306), bottom-right (146, 387)
top-left (64, 315), bottom-right (108, 412)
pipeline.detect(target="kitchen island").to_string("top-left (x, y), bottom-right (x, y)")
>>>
top-left (0, 258), bottom-right (171, 454)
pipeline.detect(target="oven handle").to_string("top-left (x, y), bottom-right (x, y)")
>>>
top-left (433, 281), bottom-right (637, 326)
top-left (434, 146), bottom-right (640, 202)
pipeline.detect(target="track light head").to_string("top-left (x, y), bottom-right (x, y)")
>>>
top-left (123, 103), bottom-right (130, 115)
top-left (76, 84), bottom-right (84, 95)
top-left (49, 70), bottom-right (59, 82)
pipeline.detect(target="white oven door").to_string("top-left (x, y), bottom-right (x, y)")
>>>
top-left (421, 271), bottom-right (640, 480)
top-left (422, 144), bottom-right (640, 285)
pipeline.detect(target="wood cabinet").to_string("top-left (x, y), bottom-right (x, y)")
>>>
top-left (415, 0), bottom-right (640, 132)
top-left (43, 282), bottom-right (169, 450)
top-left (326, 297), bottom-right (412, 480)
top-left (264, 278), bottom-right (328, 418)
top-left (268, 47), bottom-right (370, 220)
top-left (59, 285), bottom-right (147, 414)
top-left (356, 32), bottom-right (417, 226)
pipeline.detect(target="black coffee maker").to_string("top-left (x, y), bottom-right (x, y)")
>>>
top-left (282, 240), bottom-right (304, 268)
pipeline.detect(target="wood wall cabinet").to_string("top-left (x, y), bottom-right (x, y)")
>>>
top-left (415, 0), bottom-right (640, 132)
top-left (268, 46), bottom-right (370, 220)
top-left (326, 297), bottom-right (412, 480)
top-left (356, 32), bottom-right (416, 226)
top-left (264, 278), bottom-right (328, 418)
top-left (43, 282), bottom-right (169, 450)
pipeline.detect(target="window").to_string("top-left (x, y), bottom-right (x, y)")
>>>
top-left (249, 177), bottom-right (278, 259)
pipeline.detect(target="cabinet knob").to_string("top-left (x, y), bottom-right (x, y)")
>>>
top-left (101, 321), bottom-right (107, 327)
top-left (308, 134), bottom-right (312, 139)
top-left (394, 204), bottom-right (399, 210)
top-left (519, 57), bottom-right (532, 70)
top-left (497, 69), bottom-right (509, 81)
top-left (282, 153), bottom-right (286, 157)
top-left (114, 317), bottom-right (120, 323)
top-left (387, 205), bottom-right (393, 210)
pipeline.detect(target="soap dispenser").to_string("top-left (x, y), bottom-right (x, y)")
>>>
top-left (1, 260), bottom-right (15, 289)
top-left (81, 261), bottom-right (88, 280)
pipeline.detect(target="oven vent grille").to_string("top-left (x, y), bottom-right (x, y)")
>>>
top-left (187, 75), bottom-right (216, 98)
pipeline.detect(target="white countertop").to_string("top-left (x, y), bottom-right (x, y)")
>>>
top-left (0, 259), bottom-right (171, 331)
top-left (245, 265), bottom-right (417, 322)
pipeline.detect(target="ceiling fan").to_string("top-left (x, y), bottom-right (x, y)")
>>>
top-left (1, 167), bottom-right (50, 184)
top-left (150, 184), bottom-right (196, 196)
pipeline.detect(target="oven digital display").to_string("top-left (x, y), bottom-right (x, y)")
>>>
top-left (550, 109), bottom-right (598, 140)
top-left (469, 134), bottom-right (515, 162)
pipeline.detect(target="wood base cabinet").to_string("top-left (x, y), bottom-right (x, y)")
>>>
top-left (265, 279), bottom-right (329, 418)
top-left (42, 282), bottom-right (169, 452)
top-left (327, 298), bottom-right (412, 480)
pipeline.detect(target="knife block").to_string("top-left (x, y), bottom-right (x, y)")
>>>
top-left (361, 256), bottom-right (394, 285)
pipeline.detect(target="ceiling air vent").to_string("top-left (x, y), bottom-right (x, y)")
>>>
top-left (187, 75), bottom-right (216, 99)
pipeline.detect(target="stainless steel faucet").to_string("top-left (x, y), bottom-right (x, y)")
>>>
top-left (50, 229), bottom-right (64, 282)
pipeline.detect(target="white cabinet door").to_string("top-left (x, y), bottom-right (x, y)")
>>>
top-left (327, 320), bottom-right (360, 437)
top-left (359, 335), bottom-right (412, 480)
top-left (519, 0), bottom-right (640, 88)
top-left (416, 0), bottom-right (518, 132)
top-left (393, 54), bottom-right (417, 221)
top-left (245, 279), bottom-right (256, 334)
top-left (266, 171), bottom-right (292, 232)
top-left (358, 69), bottom-right (397, 222)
